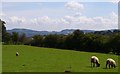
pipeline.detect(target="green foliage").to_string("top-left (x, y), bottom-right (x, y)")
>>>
top-left (65, 30), bottom-right (85, 50)
top-left (30, 35), bottom-right (43, 46)
top-left (19, 33), bottom-right (27, 44)
top-left (43, 34), bottom-right (59, 47)
top-left (108, 33), bottom-right (120, 55)
top-left (29, 29), bottom-right (119, 55)
top-left (11, 32), bottom-right (19, 44)
top-left (0, 19), bottom-right (6, 42)
top-left (3, 32), bottom-right (11, 44)
top-left (2, 22), bottom-right (120, 55)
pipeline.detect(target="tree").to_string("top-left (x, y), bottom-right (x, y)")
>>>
top-left (56, 35), bottom-right (66, 49)
top-left (108, 33), bottom-right (120, 55)
top-left (3, 32), bottom-right (11, 44)
top-left (73, 29), bottom-right (84, 37)
top-left (31, 35), bottom-right (43, 46)
top-left (65, 30), bottom-right (85, 50)
top-left (0, 19), bottom-right (6, 42)
top-left (72, 30), bottom-right (85, 50)
top-left (12, 32), bottom-right (19, 44)
top-left (64, 34), bottom-right (74, 49)
top-left (19, 33), bottom-right (27, 44)
top-left (43, 34), bottom-right (59, 48)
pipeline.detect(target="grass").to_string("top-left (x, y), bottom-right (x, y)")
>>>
top-left (2, 45), bottom-right (119, 72)
top-left (0, 44), bottom-right (2, 73)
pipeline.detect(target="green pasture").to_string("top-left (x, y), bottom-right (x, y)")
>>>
top-left (2, 45), bottom-right (119, 72)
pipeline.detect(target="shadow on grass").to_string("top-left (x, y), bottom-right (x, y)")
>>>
top-left (103, 68), bottom-right (116, 70)
top-left (86, 66), bottom-right (107, 69)
top-left (103, 68), bottom-right (107, 69)
top-left (86, 66), bottom-right (92, 68)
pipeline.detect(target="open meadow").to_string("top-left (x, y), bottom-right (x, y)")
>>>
top-left (2, 45), bottom-right (119, 72)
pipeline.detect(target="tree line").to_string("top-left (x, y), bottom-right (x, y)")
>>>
top-left (1, 19), bottom-right (120, 55)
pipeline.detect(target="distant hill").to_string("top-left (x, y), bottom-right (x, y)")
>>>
top-left (7, 28), bottom-right (120, 37)
top-left (7, 28), bottom-right (95, 37)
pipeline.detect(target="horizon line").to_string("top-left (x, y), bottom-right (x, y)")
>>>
top-left (6, 28), bottom-right (119, 32)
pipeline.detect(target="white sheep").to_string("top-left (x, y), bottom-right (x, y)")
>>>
top-left (16, 52), bottom-right (19, 56)
top-left (106, 58), bottom-right (116, 69)
top-left (91, 56), bottom-right (100, 67)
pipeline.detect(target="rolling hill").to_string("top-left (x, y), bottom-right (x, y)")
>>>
top-left (7, 28), bottom-right (95, 37)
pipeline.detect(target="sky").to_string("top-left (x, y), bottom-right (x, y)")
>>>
top-left (0, 0), bottom-right (118, 31)
top-left (1, 0), bottom-right (120, 2)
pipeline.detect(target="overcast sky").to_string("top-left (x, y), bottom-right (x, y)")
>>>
top-left (0, 1), bottom-right (118, 31)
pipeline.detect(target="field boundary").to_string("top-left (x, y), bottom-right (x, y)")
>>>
top-left (1, 72), bottom-right (119, 74)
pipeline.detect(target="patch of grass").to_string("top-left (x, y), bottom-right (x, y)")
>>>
top-left (0, 58), bottom-right (1, 73)
top-left (2, 45), bottom-right (119, 72)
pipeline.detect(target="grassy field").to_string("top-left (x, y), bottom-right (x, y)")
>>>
top-left (0, 44), bottom-right (2, 73)
top-left (2, 45), bottom-right (119, 72)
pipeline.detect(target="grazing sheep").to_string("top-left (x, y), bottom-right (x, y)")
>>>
top-left (106, 58), bottom-right (116, 69)
top-left (16, 52), bottom-right (19, 56)
top-left (91, 56), bottom-right (100, 67)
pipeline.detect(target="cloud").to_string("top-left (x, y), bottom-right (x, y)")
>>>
top-left (1, 2), bottom-right (118, 31)
top-left (9, 16), bottom-right (26, 24)
top-left (65, 1), bottom-right (84, 11)
top-left (110, 0), bottom-right (120, 4)
top-left (0, 13), bottom-right (6, 16)
top-left (0, 13), bottom-right (6, 19)
top-left (64, 1), bottom-right (118, 30)
top-left (2, 11), bottom-right (118, 31)
top-left (110, 11), bottom-right (118, 19)
top-left (74, 12), bottom-right (82, 17)
top-left (63, 12), bottom-right (118, 30)
top-left (64, 15), bottom-right (76, 23)
top-left (2, 16), bottom-right (28, 29)
top-left (31, 16), bottom-right (69, 30)
top-left (31, 16), bottom-right (68, 25)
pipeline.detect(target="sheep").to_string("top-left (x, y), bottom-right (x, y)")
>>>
top-left (106, 58), bottom-right (116, 69)
top-left (16, 52), bottom-right (19, 56)
top-left (91, 56), bottom-right (100, 67)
